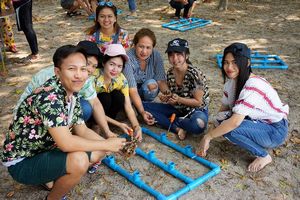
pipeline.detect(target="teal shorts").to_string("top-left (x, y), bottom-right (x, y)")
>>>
top-left (8, 149), bottom-right (91, 185)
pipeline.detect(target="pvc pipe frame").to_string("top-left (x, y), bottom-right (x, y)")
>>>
top-left (102, 127), bottom-right (221, 200)
top-left (216, 52), bottom-right (288, 69)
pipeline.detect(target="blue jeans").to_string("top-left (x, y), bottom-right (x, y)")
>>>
top-left (80, 99), bottom-right (93, 122)
top-left (224, 118), bottom-right (288, 157)
top-left (138, 79), bottom-right (159, 102)
top-left (143, 102), bottom-right (208, 134)
top-left (128, 0), bottom-right (136, 12)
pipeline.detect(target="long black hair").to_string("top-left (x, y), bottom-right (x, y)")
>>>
top-left (221, 43), bottom-right (252, 101)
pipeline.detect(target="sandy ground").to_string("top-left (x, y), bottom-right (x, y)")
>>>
top-left (0, 0), bottom-right (300, 199)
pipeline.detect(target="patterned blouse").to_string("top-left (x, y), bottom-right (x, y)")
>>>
top-left (86, 28), bottom-right (130, 54)
top-left (93, 68), bottom-right (129, 96)
top-left (0, 77), bottom-right (84, 164)
top-left (167, 65), bottom-right (209, 115)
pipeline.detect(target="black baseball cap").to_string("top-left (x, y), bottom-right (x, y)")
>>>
top-left (165, 38), bottom-right (189, 53)
top-left (223, 42), bottom-right (251, 59)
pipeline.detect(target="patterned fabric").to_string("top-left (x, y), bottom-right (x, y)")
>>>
top-left (123, 48), bottom-right (166, 88)
top-left (222, 75), bottom-right (289, 123)
top-left (86, 28), bottom-right (129, 53)
top-left (0, 76), bottom-right (84, 163)
top-left (167, 65), bottom-right (209, 114)
top-left (93, 68), bottom-right (129, 96)
top-left (15, 66), bottom-right (97, 113)
top-left (0, 0), bottom-right (16, 49)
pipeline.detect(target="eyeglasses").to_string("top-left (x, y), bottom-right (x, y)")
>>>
top-left (98, 1), bottom-right (114, 7)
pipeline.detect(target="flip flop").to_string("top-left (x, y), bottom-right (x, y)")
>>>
top-left (40, 183), bottom-right (52, 191)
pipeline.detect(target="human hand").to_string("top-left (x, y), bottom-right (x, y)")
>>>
top-left (197, 134), bottom-right (212, 157)
top-left (133, 126), bottom-right (143, 142)
top-left (105, 130), bottom-right (118, 139)
top-left (182, 0), bottom-right (189, 5)
top-left (106, 137), bottom-right (127, 152)
top-left (118, 122), bottom-right (132, 134)
top-left (167, 94), bottom-right (179, 105)
top-left (142, 111), bottom-right (155, 125)
top-left (159, 90), bottom-right (172, 102)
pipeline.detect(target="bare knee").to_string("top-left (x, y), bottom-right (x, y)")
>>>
top-left (147, 83), bottom-right (158, 91)
top-left (196, 118), bottom-right (205, 129)
top-left (66, 152), bottom-right (89, 175)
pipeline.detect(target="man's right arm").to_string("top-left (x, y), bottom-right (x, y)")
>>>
top-left (48, 126), bottom-right (125, 153)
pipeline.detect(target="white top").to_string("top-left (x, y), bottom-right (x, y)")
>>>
top-left (221, 75), bottom-right (289, 123)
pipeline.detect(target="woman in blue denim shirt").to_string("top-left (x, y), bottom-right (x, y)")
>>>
top-left (143, 38), bottom-right (210, 140)
top-left (123, 28), bottom-right (169, 125)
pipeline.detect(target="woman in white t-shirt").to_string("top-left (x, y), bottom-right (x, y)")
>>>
top-left (198, 43), bottom-right (289, 172)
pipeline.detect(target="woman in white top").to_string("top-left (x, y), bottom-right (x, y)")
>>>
top-left (198, 43), bottom-right (289, 172)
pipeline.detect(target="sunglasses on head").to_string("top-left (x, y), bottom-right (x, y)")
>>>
top-left (98, 1), bottom-right (114, 7)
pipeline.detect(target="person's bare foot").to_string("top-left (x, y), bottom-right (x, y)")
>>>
top-left (28, 54), bottom-right (39, 60)
top-left (177, 128), bottom-right (187, 140)
top-left (248, 154), bottom-right (272, 172)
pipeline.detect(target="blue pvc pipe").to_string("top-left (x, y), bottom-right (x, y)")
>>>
top-left (141, 127), bottom-right (218, 169)
top-left (135, 148), bottom-right (194, 184)
top-left (102, 156), bottom-right (167, 200)
top-left (104, 128), bottom-right (221, 200)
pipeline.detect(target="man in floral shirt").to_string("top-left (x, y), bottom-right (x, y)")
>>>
top-left (0, 45), bottom-right (126, 200)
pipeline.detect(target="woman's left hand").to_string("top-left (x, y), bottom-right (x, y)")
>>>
top-left (197, 134), bottom-right (212, 157)
top-left (134, 126), bottom-right (143, 142)
top-left (167, 94), bottom-right (179, 105)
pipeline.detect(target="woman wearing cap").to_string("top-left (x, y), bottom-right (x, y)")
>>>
top-left (143, 38), bottom-right (209, 140)
top-left (93, 44), bottom-right (142, 140)
top-left (86, 1), bottom-right (129, 57)
top-left (123, 28), bottom-right (169, 125)
top-left (198, 43), bottom-right (289, 172)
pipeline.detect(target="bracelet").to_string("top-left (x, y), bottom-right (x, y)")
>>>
top-left (133, 125), bottom-right (140, 130)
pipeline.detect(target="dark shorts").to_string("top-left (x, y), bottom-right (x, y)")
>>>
top-left (8, 149), bottom-right (91, 185)
top-left (61, 0), bottom-right (75, 9)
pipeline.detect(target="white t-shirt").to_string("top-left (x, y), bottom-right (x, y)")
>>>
top-left (221, 76), bottom-right (289, 123)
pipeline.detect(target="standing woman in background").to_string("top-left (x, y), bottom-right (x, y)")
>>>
top-left (13, 0), bottom-right (39, 61)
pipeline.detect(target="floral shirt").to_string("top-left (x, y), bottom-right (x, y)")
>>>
top-left (14, 66), bottom-right (97, 114)
top-left (167, 65), bottom-right (209, 115)
top-left (93, 69), bottom-right (129, 96)
top-left (0, 76), bottom-right (84, 164)
top-left (86, 28), bottom-right (129, 53)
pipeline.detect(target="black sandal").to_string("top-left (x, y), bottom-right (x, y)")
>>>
top-left (66, 11), bottom-right (82, 17)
